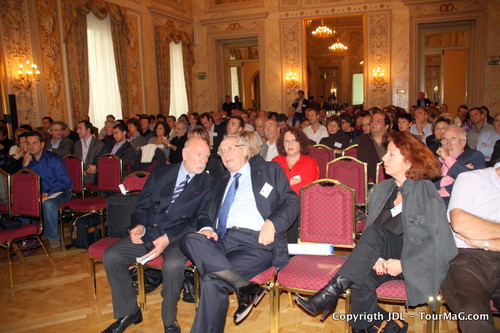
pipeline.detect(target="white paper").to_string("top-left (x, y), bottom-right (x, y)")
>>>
top-left (288, 243), bottom-right (334, 256)
top-left (136, 253), bottom-right (157, 265)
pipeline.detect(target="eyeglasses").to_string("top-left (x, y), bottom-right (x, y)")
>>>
top-left (441, 137), bottom-right (463, 144)
top-left (217, 144), bottom-right (244, 156)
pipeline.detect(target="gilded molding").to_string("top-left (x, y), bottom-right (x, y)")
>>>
top-left (36, 0), bottom-right (66, 120)
top-left (280, 19), bottom-right (302, 104)
top-left (126, 14), bottom-right (143, 115)
top-left (406, 0), bottom-right (485, 16)
top-left (280, 0), bottom-right (301, 11)
top-left (280, 2), bottom-right (391, 17)
top-left (0, 0), bottom-right (38, 123)
top-left (366, 10), bottom-right (391, 108)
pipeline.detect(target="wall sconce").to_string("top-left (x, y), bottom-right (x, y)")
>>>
top-left (285, 70), bottom-right (298, 89)
top-left (372, 66), bottom-right (386, 89)
top-left (16, 60), bottom-right (40, 89)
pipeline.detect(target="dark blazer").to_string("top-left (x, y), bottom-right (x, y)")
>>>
top-left (417, 98), bottom-right (431, 107)
top-left (434, 149), bottom-right (486, 205)
top-left (45, 137), bottom-right (74, 158)
top-left (319, 132), bottom-right (350, 151)
top-left (292, 99), bottom-right (309, 115)
top-left (197, 155), bottom-right (299, 269)
top-left (131, 163), bottom-right (212, 246)
top-left (74, 137), bottom-right (104, 184)
top-left (102, 141), bottom-right (136, 177)
top-left (491, 139), bottom-right (500, 166)
top-left (358, 134), bottom-right (386, 183)
top-left (212, 123), bottom-right (226, 155)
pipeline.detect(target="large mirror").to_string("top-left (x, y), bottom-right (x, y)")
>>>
top-left (304, 15), bottom-right (364, 109)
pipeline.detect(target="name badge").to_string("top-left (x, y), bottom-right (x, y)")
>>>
top-left (390, 204), bottom-right (402, 217)
top-left (334, 142), bottom-right (342, 148)
top-left (213, 132), bottom-right (218, 137)
top-left (260, 182), bottom-right (273, 198)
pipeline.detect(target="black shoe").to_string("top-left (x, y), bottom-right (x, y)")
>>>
top-left (164, 321), bottom-right (180, 333)
top-left (233, 283), bottom-right (265, 324)
top-left (294, 274), bottom-right (352, 321)
top-left (101, 309), bottom-right (143, 333)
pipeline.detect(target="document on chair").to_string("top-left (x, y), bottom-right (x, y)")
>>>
top-left (136, 253), bottom-right (157, 265)
top-left (288, 243), bottom-right (334, 255)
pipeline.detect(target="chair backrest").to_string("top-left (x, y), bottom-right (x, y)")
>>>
top-left (97, 154), bottom-right (122, 192)
top-left (63, 154), bottom-right (84, 195)
top-left (342, 144), bottom-right (358, 158)
top-left (0, 168), bottom-right (10, 215)
top-left (299, 179), bottom-right (355, 247)
top-left (11, 169), bottom-right (41, 218)
top-left (307, 145), bottom-right (334, 179)
top-left (375, 161), bottom-right (387, 184)
top-left (122, 171), bottom-right (150, 193)
top-left (326, 156), bottom-right (368, 207)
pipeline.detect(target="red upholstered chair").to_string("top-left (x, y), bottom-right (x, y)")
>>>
top-left (88, 236), bottom-right (121, 300)
top-left (0, 168), bottom-right (10, 215)
top-left (307, 144), bottom-right (335, 179)
top-left (0, 169), bottom-right (54, 288)
top-left (275, 179), bottom-right (356, 332)
top-left (375, 280), bottom-right (437, 333)
top-left (326, 156), bottom-right (368, 210)
top-left (122, 171), bottom-right (150, 193)
top-left (96, 154), bottom-right (123, 193)
top-left (342, 144), bottom-right (358, 158)
top-left (136, 256), bottom-right (199, 311)
top-left (375, 161), bottom-right (387, 185)
top-left (58, 155), bottom-right (85, 247)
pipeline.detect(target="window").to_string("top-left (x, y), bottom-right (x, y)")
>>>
top-left (169, 41), bottom-right (189, 118)
top-left (87, 13), bottom-right (122, 129)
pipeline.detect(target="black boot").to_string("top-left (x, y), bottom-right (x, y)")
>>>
top-left (294, 275), bottom-right (352, 320)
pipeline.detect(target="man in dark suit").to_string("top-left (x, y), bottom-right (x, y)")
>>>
top-left (416, 91), bottom-right (431, 108)
top-left (292, 90), bottom-right (309, 120)
top-left (435, 125), bottom-right (486, 207)
top-left (199, 112), bottom-right (225, 155)
top-left (100, 123), bottom-right (135, 177)
top-left (180, 134), bottom-right (299, 332)
top-left (101, 137), bottom-right (212, 333)
top-left (74, 120), bottom-right (104, 184)
top-left (45, 121), bottom-right (74, 158)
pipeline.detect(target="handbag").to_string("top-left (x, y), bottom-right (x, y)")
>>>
top-left (0, 217), bottom-right (22, 230)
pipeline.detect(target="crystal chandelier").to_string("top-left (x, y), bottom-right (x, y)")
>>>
top-left (311, 21), bottom-right (334, 39)
top-left (328, 38), bottom-right (348, 53)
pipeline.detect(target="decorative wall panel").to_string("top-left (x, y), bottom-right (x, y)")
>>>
top-left (280, 19), bottom-right (302, 106)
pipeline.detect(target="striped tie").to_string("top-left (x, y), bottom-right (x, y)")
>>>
top-left (170, 174), bottom-right (190, 206)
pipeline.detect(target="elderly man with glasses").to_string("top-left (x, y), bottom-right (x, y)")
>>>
top-left (434, 125), bottom-right (486, 207)
top-left (180, 134), bottom-right (298, 333)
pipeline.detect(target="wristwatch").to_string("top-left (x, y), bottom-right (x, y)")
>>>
top-left (484, 240), bottom-right (490, 251)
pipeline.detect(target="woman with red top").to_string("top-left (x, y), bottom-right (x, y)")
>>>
top-left (273, 127), bottom-right (319, 242)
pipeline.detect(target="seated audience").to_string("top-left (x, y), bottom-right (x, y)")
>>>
top-left (426, 118), bottom-right (451, 156)
top-left (352, 113), bottom-right (372, 145)
top-left (187, 112), bottom-right (202, 133)
top-left (435, 125), bottom-right (486, 207)
top-left (319, 116), bottom-right (350, 154)
top-left (139, 115), bottom-right (153, 140)
top-left (99, 120), bottom-right (116, 145)
top-left (74, 120), bottom-right (104, 184)
top-left (102, 138), bottom-right (212, 333)
top-left (295, 131), bottom-right (457, 332)
top-left (148, 121), bottom-right (171, 160)
top-left (396, 113), bottom-right (412, 132)
top-left (102, 123), bottom-right (135, 177)
top-left (254, 116), bottom-right (267, 144)
top-left (0, 126), bottom-right (15, 156)
top-left (180, 134), bottom-right (298, 332)
top-left (188, 128), bottom-right (224, 179)
top-left (126, 118), bottom-right (147, 150)
top-left (441, 162), bottom-right (500, 333)
top-left (4, 132), bottom-right (29, 174)
top-left (23, 131), bottom-right (72, 248)
top-left (476, 112), bottom-right (500, 165)
top-left (168, 121), bottom-right (188, 164)
top-left (166, 116), bottom-right (177, 140)
top-left (273, 127), bottom-right (319, 242)
top-left (226, 116), bottom-right (245, 136)
top-left (358, 111), bottom-right (390, 182)
top-left (409, 107), bottom-right (432, 142)
top-left (240, 111), bottom-right (255, 132)
top-left (199, 112), bottom-right (225, 154)
top-left (303, 108), bottom-right (329, 144)
top-left (260, 119), bottom-right (280, 161)
top-left (8, 128), bottom-right (28, 156)
top-left (467, 107), bottom-right (493, 150)
top-left (339, 113), bottom-right (361, 143)
top-left (46, 121), bottom-right (74, 158)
